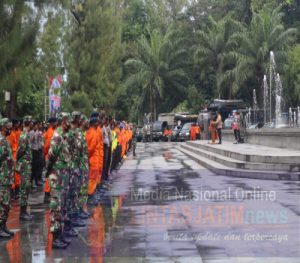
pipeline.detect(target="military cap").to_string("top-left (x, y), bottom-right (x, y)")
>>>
top-left (11, 118), bottom-right (19, 125)
top-left (90, 112), bottom-right (99, 118)
top-left (81, 114), bottom-right (88, 122)
top-left (89, 117), bottom-right (98, 124)
top-left (0, 118), bottom-right (12, 128)
top-left (23, 115), bottom-right (32, 122)
top-left (48, 117), bottom-right (57, 124)
top-left (72, 111), bottom-right (81, 119)
top-left (58, 112), bottom-right (72, 122)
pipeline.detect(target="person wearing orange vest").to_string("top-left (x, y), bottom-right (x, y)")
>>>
top-left (190, 123), bottom-right (197, 141)
top-left (43, 117), bottom-right (57, 204)
top-left (86, 117), bottom-right (101, 206)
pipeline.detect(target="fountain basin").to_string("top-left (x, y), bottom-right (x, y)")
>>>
top-left (221, 128), bottom-right (300, 150)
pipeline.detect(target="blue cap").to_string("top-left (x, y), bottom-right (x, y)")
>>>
top-left (90, 112), bottom-right (98, 118)
top-left (89, 117), bottom-right (98, 124)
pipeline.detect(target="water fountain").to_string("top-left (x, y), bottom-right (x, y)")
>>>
top-left (298, 106), bottom-right (300, 127)
top-left (263, 75), bottom-right (269, 124)
top-left (274, 73), bottom-right (283, 127)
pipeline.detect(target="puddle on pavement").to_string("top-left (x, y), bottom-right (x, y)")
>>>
top-left (0, 190), bottom-right (129, 262)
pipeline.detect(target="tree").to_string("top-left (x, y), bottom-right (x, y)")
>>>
top-left (235, 5), bottom-right (296, 106)
top-left (125, 29), bottom-right (189, 121)
top-left (194, 16), bottom-right (242, 99)
top-left (65, 0), bottom-right (123, 115)
top-left (284, 44), bottom-right (300, 106)
top-left (0, 1), bottom-right (39, 118)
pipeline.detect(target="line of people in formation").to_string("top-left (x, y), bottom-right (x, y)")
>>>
top-left (0, 111), bottom-right (136, 249)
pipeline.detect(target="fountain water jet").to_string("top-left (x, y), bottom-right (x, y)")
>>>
top-left (275, 73), bottom-right (283, 127)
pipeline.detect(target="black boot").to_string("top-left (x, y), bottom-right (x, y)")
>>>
top-left (78, 209), bottom-right (89, 219)
top-left (3, 224), bottom-right (14, 237)
top-left (44, 192), bottom-right (50, 204)
top-left (0, 225), bottom-right (11, 239)
top-left (70, 215), bottom-right (86, 227)
top-left (63, 222), bottom-right (79, 237)
top-left (14, 187), bottom-right (20, 200)
top-left (60, 230), bottom-right (71, 245)
top-left (19, 206), bottom-right (33, 221)
top-left (52, 232), bottom-right (68, 249)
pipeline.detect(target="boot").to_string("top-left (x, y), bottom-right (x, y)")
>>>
top-left (44, 192), bottom-right (50, 204)
top-left (0, 225), bottom-right (11, 239)
top-left (78, 209), bottom-right (89, 220)
top-left (60, 231), bottom-right (71, 245)
top-left (70, 215), bottom-right (86, 227)
top-left (81, 208), bottom-right (91, 217)
top-left (3, 224), bottom-right (14, 237)
top-left (19, 206), bottom-right (33, 221)
top-left (52, 232), bottom-right (68, 249)
top-left (63, 223), bottom-right (79, 237)
top-left (87, 195), bottom-right (98, 206)
top-left (14, 187), bottom-right (20, 200)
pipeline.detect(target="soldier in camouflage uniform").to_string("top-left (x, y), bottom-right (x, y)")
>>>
top-left (65, 112), bottom-right (85, 227)
top-left (0, 118), bottom-right (14, 239)
top-left (16, 116), bottom-right (33, 221)
top-left (78, 114), bottom-right (90, 218)
top-left (46, 112), bottom-right (73, 249)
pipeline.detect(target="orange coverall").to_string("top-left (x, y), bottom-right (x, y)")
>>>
top-left (7, 130), bottom-right (19, 189)
top-left (86, 127), bottom-right (101, 195)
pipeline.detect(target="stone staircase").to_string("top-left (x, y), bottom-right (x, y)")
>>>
top-left (178, 141), bottom-right (300, 181)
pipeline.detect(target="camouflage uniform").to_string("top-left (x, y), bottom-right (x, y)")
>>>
top-left (66, 128), bottom-right (81, 218)
top-left (16, 129), bottom-right (32, 208)
top-left (78, 127), bottom-right (89, 209)
top-left (47, 127), bottom-right (71, 233)
top-left (0, 131), bottom-right (14, 227)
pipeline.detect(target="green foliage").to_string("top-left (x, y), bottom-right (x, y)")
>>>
top-left (284, 45), bottom-right (300, 106)
top-left (61, 90), bottom-right (93, 115)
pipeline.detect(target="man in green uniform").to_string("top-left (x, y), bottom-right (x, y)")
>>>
top-left (78, 114), bottom-right (90, 219)
top-left (0, 118), bottom-right (14, 239)
top-left (47, 112), bottom-right (73, 249)
top-left (66, 111), bottom-right (85, 227)
top-left (16, 116), bottom-right (33, 221)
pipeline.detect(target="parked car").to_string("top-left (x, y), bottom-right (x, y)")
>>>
top-left (171, 125), bottom-right (182, 141)
top-left (152, 121), bottom-right (168, 141)
top-left (178, 122), bottom-right (193, 141)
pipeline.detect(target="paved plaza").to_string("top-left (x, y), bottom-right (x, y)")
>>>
top-left (0, 142), bottom-right (299, 262)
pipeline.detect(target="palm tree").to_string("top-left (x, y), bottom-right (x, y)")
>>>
top-left (235, 5), bottom-right (296, 106)
top-left (125, 28), bottom-right (188, 121)
top-left (194, 16), bottom-right (242, 99)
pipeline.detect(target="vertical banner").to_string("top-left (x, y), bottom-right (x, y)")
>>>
top-left (49, 75), bottom-right (62, 117)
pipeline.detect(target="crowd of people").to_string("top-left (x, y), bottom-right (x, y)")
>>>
top-left (0, 111), bottom-right (136, 249)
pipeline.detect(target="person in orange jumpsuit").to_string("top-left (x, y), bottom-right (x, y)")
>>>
top-left (190, 123), bottom-right (197, 141)
top-left (7, 119), bottom-right (20, 199)
top-left (96, 118), bottom-right (104, 187)
top-left (209, 116), bottom-right (217, 144)
top-left (119, 123), bottom-right (126, 159)
top-left (43, 117), bottom-right (57, 204)
top-left (86, 117), bottom-right (101, 206)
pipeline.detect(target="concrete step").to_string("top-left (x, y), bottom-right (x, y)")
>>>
top-left (181, 144), bottom-right (298, 172)
top-left (186, 141), bottom-right (300, 165)
top-left (178, 146), bottom-right (300, 181)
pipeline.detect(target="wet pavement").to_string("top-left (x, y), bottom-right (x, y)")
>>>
top-left (0, 142), bottom-right (299, 263)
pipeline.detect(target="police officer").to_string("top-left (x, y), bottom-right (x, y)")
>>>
top-left (16, 116), bottom-right (33, 221)
top-left (46, 112), bottom-right (73, 249)
top-left (0, 118), bottom-right (14, 239)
